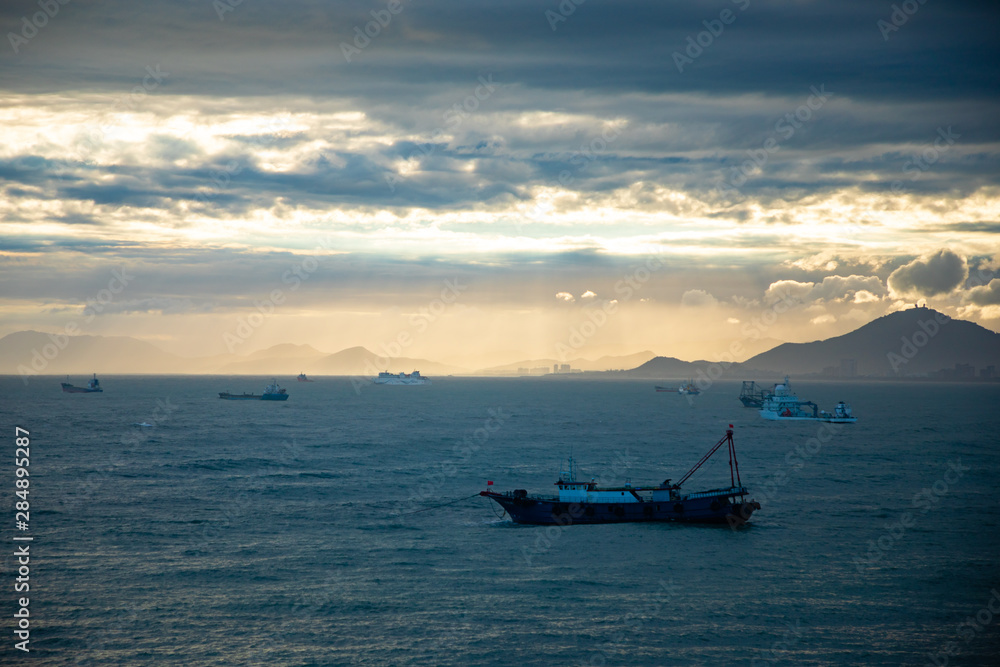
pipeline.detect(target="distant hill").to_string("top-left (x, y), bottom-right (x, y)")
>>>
top-left (311, 346), bottom-right (466, 376)
top-left (0, 330), bottom-right (188, 375)
top-left (216, 343), bottom-right (329, 374)
top-left (0, 332), bottom-right (465, 376)
top-left (477, 350), bottom-right (657, 374)
top-left (619, 355), bottom-right (707, 378)
top-left (740, 307), bottom-right (1000, 376)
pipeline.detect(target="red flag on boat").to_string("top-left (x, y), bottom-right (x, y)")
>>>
top-left (487, 480), bottom-right (493, 485)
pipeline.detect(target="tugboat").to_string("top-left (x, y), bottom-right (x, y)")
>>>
top-left (758, 376), bottom-right (856, 423)
top-left (219, 379), bottom-right (289, 401)
top-left (61, 374), bottom-right (103, 393)
top-left (296, 373), bottom-right (314, 382)
top-left (373, 371), bottom-right (429, 385)
top-left (738, 380), bottom-right (772, 408)
top-left (481, 427), bottom-right (761, 526)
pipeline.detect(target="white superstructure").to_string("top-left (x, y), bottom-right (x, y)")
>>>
top-left (373, 371), bottom-right (430, 385)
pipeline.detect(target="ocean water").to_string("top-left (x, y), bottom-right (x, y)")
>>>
top-left (2, 375), bottom-right (999, 666)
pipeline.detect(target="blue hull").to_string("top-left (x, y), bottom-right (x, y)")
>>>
top-left (219, 393), bottom-right (289, 400)
top-left (482, 491), bottom-right (759, 526)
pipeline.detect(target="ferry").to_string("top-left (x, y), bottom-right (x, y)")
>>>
top-left (758, 376), bottom-right (856, 423)
top-left (219, 380), bottom-right (289, 401)
top-left (61, 374), bottom-right (103, 393)
top-left (374, 371), bottom-right (429, 385)
top-left (481, 427), bottom-right (761, 526)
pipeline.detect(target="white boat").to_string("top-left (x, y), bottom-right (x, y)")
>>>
top-left (373, 371), bottom-right (430, 385)
top-left (759, 376), bottom-right (857, 423)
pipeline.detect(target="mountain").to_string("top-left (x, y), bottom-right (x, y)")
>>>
top-left (0, 332), bottom-right (466, 376)
top-left (740, 307), bottom-right (1000, 376)
top-left (311, 346), bottom-right (466, 376)
top-left (619, 355), bottom-right (707, 378)
top-left (0, 330), bottom-right (188, 375)
top-left (216, 343), bottom-right (329, 374)
top-left (476, 351), bottom-right (658, 374)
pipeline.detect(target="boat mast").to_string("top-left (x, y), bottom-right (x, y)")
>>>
top-left (676, 427), bottom-right (737, 488)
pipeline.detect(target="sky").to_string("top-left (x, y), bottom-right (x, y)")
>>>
top-left (1, 0), bottom-right (998, 367)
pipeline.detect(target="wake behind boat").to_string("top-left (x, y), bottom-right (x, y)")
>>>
top-left (62, 373), bottom-right (103, 393)
top-left (481, 427), bottom-right (760, 526)
top-left (219, 380), bottom-right (289, 401)
top-left (758, 376), bottom-right (856, 423)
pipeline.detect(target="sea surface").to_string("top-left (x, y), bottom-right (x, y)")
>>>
top-left (2, 375), bottom-right (999, 666)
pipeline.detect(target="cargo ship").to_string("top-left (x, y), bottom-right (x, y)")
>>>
top-left (61, 374), bottom-right (103, 393)
top-left (219, 380), bottom-right (289, 401)
top-left (481, 427), bottom-right (760, 526)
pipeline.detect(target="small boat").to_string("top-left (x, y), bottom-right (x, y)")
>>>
top-left (758, 376), bottom-right (856, 423)
top-left (62, 374), bottom-right (103, 393)
top-left (296, 373), bottom-right (314, 382)
top-left (678, 380), bottom-right (700, 395)
top-left (481, 427), bottom-right (761, 526)
top-left (219, 380), bottom-right (289, 401)
top-left (373, 371), bottom-right (429, 385)
top-left (738, 380), bottom-right (772, 408)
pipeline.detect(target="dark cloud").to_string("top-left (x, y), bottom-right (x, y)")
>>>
top-left (966, 279), bottom-right (1000, 306)
top-left (888, 249), bottom-right (968, 297)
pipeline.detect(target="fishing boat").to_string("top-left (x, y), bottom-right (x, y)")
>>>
top-left (296, 373), bottom-right (314, 382)
top-left (61, 374), bottom-right (103, 393)
top-left (373, 371), bottom-right (429, 385)
top-left (481, 427), bottom-right (761, 526)
top-left (738, 380), bottom-right (772, 408)
top-left (219, 380), bottom-right (289, 401)
top-left (758, 376), bottom-right (856, 423)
